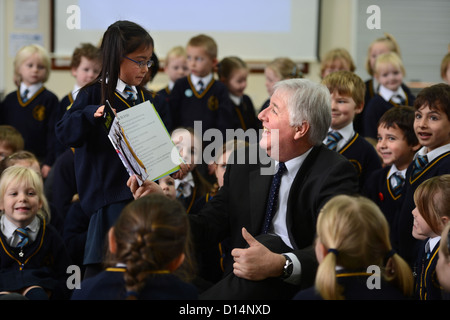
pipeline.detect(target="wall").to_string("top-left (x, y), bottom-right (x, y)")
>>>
top-left (1, 0), bottom-right (353, 109)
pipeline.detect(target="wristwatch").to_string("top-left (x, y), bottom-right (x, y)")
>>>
top-left (280, 254), bottom-right (293, 279)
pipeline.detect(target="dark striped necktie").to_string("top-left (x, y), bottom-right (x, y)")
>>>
top-left (197, 80), bottom-right (205, 94)
top-left (411, 154), bottom-right (428, 180)
top-left (261, 162), bottom-right (287, 234)
top-left (326, 131), bottom-right (342, 151)
top-left (390, 172), bottom-right (405, 197)
top-left (124, 85), bottom-right (137, 104)
top-left (16, 227), bottom-right (30, 247)
top-left (22, 89), bottom-right (29, 102)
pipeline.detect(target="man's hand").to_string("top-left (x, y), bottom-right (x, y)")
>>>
top-left (231, 228), bottom-right (286, 281)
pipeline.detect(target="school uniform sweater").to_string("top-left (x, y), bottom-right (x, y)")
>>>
top-left (0, 87), bottom-right (59, 166)
top-left (362, 166), bottom-right (406, 232)
top-left (169, 76), bottom-right (234, 139)
top-left (230, 94), bottom-right (259, 132)
top-left (413, 238), bottom-right (442, 300)
top-left (0, 218), bottom-right (72, 299)
top-left (363, 83), bottom-right (415, 139)
top-left (337, 132), bottom-right (381, 191)
top-left (55, 81), bottom-right (168, 216)
top-left (393, 149), bottom-right (450, 266)
top-left (71, 267), bottom-right (198, 300)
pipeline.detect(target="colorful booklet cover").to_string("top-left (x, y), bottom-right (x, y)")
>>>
top-left (103, 100), bottom-right (183, 185)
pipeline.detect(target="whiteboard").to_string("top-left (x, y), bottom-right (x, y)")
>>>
top-left (52, 0), bottom-right (320, 63)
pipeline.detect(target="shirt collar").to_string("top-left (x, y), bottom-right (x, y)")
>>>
top-left (388, 164), bottom-right (406, 179)
top-left (275, 147), bottom-right (313, 179)
top-left (378, 85), bottom-right (405, 102)
top-left (116, 79), bottom-right (136, 96)
top-left (229, 93), bottom-right (241, 105)
top-left (1, 215), bottom-right (40, 246)
top-left (20, 82), bottom-right (43, 98)
top-left (415, 143), bottom-right (450, 163)
top-left (190, 73), bottom-right (213, 88)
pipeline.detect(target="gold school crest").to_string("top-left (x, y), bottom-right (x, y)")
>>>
top-left (33, 105), bottom-right (46, 121)
top-left (208, 96), bottom-right (219, 111)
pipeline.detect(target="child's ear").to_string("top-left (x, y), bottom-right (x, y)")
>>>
top-left (411, 142), bottom-right (422, 153)
top-left (167, 253), bottom-right (185, 272)
top-left (355, 102), bottom-right (364, 114)
top-left (70, 67), bottom-right (77, 78)
top-left (108, 227), bottom-right (117, 254)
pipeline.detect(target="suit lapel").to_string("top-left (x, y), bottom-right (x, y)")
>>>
top-left (249, 162), bottom-right (274, 235)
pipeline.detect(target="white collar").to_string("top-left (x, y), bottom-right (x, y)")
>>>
top-left (324, 123), bottom-right (355, 150)
top-left (427, 236), bottom-right (441, 253)
top-left (388, 164), bottom-right (406, 179)
top-left (229, 93), bottom-right (241, 105)
top-left (190, 73), bottom-right (213, 87)
top-left (378, 85), bottom-right (405, 102)
top-left (1, 215), bottom-right (40, 246)
top-left (72, 84), bottom-right (81, 100)
top-left (415, 144), bottom-right (450, 163)
top-left (116, 79), bottom-right (136, 96)
top-left (275, 147), bottom-right (313, 178)
top-left (20, 82), bottom-right (43, 98)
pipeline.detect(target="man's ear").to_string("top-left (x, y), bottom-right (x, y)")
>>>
top-left (294, 121), bottom-right (310, 140)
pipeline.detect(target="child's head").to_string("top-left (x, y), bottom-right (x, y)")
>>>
top-left (436, 222), bottom-right (450, 291)
top-left (164, 46), bottom-right (189, 83)
top-left (320, 48), bottom-right (356, 79)
top-left (70, 43), bottom-right (102, 88)
top-left (376, 106), bottom-right (420, 169)
top-left (413, 83), bottom-right (450, 152)
top-left (441, 53), bottom-right (450, 85)
top-left (14, 44), bottom-right (51, 86)
top-left (366, 33), bottom-right (401, 77)
top-left (412, 175), bottom-right (450, 239)
top-left (106, 194), bottom-right (193, 297)
top-left (0, 125), bottom-right (24, 161)
top-left (218, 56), bottom-right (249, 98)
top-left (213, 139), bottom-right (248, 188)
top-left (158, 175), bottom-right (176, 200)
top-left (186, 34), bottom-right (218, 78)
top-left (0, 151), bottom-right (41, 177)
top-left (321, 70), bottom-right (365, 130)
top-left (99, 20), bottom-right (154, 103)
top-left (171, 127), bottom-right (202, 169)
top-left (373, 52), bottom-right (405, 92)
top-left (264, 57), bottom-right (302, 96)
top-left (314, 194), bottom-right (413, 299)
top-left (0, 166), bottom-right (49, 228)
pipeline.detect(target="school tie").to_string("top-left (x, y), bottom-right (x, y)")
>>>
top-left (22, 89), bottom-right (29, 102)
top-left (411, 154), bottom-right (428, 180)
top-left (124, 85), bottom-right (137, 104)
top-left (325, 131), bottom-right (342, 151)
top-left (390, 172), bottom-right (405, 197)
top-left (261, 162), bottom-right (287, 234)
top-left (197, 80), bottom-right (205, 94)
top-left (15, 227), bottom-right (30, 247)
top-left (391, 94), bottom-right (405, 105)
top-left (425, 240), bottom-right (431, 260)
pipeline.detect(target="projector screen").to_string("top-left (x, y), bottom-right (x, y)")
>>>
top-left (52, 0), bottom-right (320, 65)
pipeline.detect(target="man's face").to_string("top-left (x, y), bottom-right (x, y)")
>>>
top-left (258, 89), bottom-right (297, 161)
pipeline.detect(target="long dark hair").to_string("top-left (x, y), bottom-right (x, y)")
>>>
top-left (97, 20), bottom-right (154, 104)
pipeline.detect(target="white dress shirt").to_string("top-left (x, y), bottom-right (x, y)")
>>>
top-left (1, 215), bottom-right (40, 247)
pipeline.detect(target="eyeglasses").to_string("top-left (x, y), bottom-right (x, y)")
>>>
top-left (123, 56), bottom-right (154, 69)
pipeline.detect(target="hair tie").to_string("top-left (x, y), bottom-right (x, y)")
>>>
top-left (328, 248), bottom-right (339, 255)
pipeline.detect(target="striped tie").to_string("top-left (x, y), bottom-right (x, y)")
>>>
top-left (326, 131), bottom-right (342, 151)
top-left (197, 80), bottom-right (205, 94)
top-left (390, 172), bottom-right (405, 197)
top-left (411, 155), bottom-right (428, 180)
top-left (262, 162), bottom-right (287, 234)
top-left (124, 85), bottom-right (137, 104)
top-left (22, 89), bottom-right (29, 102)
top-left (16, 227), bottom-right (30, 247)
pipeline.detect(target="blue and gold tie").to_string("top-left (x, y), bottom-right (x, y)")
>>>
top-left (22, 89), bottom-right (29, 102)
top-left (124, 85), bottom-right (137, 104)
top-left (411, 154), bottom-right (428, 180)
top-left (326, 131), bottom-right (342, 151)
top-left (197, 80), bottom-right (205, 94)
top-left (262, 162), bottom-right (287, 234)
top-left (16, 227), bottom-right (30, 247)
top-left (390, 172), bottom-right (405, 197)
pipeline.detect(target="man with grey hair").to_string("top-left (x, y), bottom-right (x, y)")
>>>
top-left (129, 79), bottom-right (359, 299)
